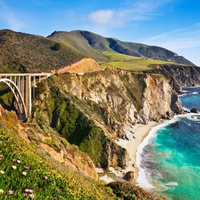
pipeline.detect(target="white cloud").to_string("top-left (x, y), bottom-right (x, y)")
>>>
top-left (89, 10), bottom-right (114, 25)
top-left (89, 0), bottom-right (173, 27)
top-left (89, 9), bottom-right (124, 27)
top-left (0, 0), bottom-right (25, 31)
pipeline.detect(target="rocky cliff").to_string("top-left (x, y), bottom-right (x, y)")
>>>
top-left (30, 66), bottom-right (183, 172)
top-left (150, 64), bottom-right (200, 93)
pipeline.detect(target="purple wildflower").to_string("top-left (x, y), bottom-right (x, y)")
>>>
top-left (25, 189), bottom-right (33, 193)
top-left (28, 189), bottom-right (33, 194)
top-left (23, 193), bottom-right (28, 197)
top-left (8, 190), bottom-right (13, 195)
top-left (24, 166), bottom-right (29, 170)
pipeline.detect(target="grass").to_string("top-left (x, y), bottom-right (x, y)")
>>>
top-left (100, 51), bottom-right (185, 72)
top-left (0, 107), bottom-right (166, 200)
top-left (0, 107), bottom-right (117, 200)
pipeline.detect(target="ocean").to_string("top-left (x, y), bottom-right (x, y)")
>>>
top-left (136, 87), bottom-right (200, 200)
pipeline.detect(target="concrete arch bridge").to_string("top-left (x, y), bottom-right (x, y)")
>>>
top-left (0, 73), bottom-right (51, 121)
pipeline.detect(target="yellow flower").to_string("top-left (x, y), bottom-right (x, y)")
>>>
top-left (0, 189), bottom-right (4, 195)
top-left (12, 165), bottom-right (17, 170)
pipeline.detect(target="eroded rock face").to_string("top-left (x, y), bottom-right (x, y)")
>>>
top-left (33, 65), bottom-right (183, 172)
top-left (141, 74), bottom-right (183, 122)
top-left (60, 66), bottom-right (182, 133)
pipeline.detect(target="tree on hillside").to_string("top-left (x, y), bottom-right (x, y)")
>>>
top-left (52, 43), bottom-right (61, 51)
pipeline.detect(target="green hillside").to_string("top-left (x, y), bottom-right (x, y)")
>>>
top-left (48, 30), bottom-right (195, 66)
top-left (0, 29), bottom-right (85, 73)
top-left (0, 103), bottom-right (166, 199)
top-left (100, 51), bottom-right (182, 72)
top-left (0, 29), bottom-right (195, 74)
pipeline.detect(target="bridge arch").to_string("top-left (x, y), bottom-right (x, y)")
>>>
top-left (0, 78), bottom-right (27, 120)
top-left (0, 73), bottom-right (51, 121)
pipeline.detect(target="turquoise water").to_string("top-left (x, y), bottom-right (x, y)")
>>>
top-left (137, 87), bottom-right (200, 200)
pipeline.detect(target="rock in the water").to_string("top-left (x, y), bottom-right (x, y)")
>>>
top-left (190, 107), bottom-right (198, 113)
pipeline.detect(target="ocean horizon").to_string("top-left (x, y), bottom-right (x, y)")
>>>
top-left (136, 87), bottom-right (200, 200)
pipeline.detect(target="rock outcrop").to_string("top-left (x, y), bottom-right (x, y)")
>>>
top-left (54, 58), bottom-right (102, 74)
top-left (31, 65), bottom-right (183, 172)
top-left (58, 66), bottom-right (182, 128)
top-left (151, 64), bottom-right (200, 92)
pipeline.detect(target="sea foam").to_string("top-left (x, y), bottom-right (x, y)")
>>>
top-left (136, 115), bottom-right (183, 189)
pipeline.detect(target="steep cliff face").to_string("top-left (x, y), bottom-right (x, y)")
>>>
top-left (141, 74), bottom-right (182, 122)
top-left (151, 65), bottom-right (200, 92)
top-left (31, 66), bottom-right (183, 171)
top-left (57, 66), bottom-right (182, 126)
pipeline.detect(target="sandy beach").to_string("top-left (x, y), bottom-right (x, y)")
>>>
top-left (127, 121), bottom-right (159, 182)
top-left (98, 121), bottom-right (159, 183)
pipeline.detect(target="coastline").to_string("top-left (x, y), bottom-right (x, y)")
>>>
top-left (98, 121), bottom-right (160, 184)
top-left (130, 121), bottom-right (159, 183)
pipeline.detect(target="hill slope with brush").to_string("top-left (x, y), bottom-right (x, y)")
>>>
top-left (0, 29), bottom-right (195, 74)
top-left (48, 30), bottom-right (194, 66)
top-left (0, 29), bottom-right (85, 73)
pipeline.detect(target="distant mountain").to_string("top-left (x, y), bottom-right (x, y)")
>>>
top-left (48, 30), bottom-right (195, 66)
top-left (0, 29), bottom-right (195, 73)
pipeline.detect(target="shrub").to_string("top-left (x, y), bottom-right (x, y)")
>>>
top-left (52, 43), bottom-right (61, 51)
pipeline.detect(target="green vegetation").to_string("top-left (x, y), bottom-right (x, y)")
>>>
top-left (32, 82), bottom-right (109, 168)
top-left (49, 30), bottom-right (194, 68)
top-left (0, 106), bottom-right (167, 199)
top-left (0, 29), bottom-right (194, 74)
top-left (107, 182), bottom-right (166, 200)
top-left (52, 42), bottom-right (61, 51)
top-left (100, 51), bottom-right (180, 72)
top-left (0, 108), bottom-right (117, 200)
top-left (0, 83), bottom-right (14, 111)
top-left (35, 82), bottom-right (46, 98)
top-left (0, 30), bottom-right (85, 73)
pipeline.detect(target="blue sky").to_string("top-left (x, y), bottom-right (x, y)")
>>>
top-left (0, 0), bottom-right (200, 66)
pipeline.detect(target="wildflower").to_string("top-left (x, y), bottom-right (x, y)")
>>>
top-left (30, 193), bottom-right (34, 199)
top-left (0, 189), bottom-right (4, 194)
top-left (25, 166), bottom-right (29, 170)
top-left (8, 190), bottom-right (13, 195)
top-left (28, 189), bottom-right (33, 194)
top-left (17, 160), bottom-right (21, 163)
top-left (12, 159), bottom-right (16, 162)
top-left (25, 189), bottom-right (33, 193)
top-left (23, 193), bottom-right (28, 197)
top-left (0, 170), bottom-right (4, 174)
top-left (12, 165), bottom-right (17, 170)
top-left (22, 171), bottom-right (27, 176)
top-left (44, 176), bottom-right (48, 180)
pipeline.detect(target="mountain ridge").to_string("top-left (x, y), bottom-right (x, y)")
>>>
top-left (48, 30), bottom-right (195, 66)
top-left (0, 29), bottom-right (195, 75)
